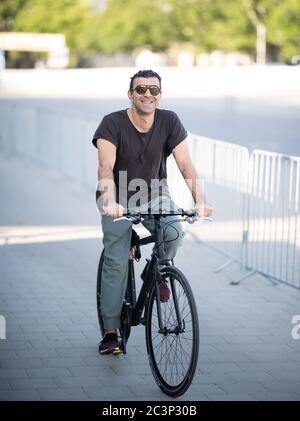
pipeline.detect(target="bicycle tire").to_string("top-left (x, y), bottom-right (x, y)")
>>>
top-left (145, 266), bottom-right (199, 397)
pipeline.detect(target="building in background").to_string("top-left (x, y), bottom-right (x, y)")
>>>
top-left (0, 32), bottom-right (69, 69)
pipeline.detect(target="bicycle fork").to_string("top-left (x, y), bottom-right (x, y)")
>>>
top-left (155, 272), bottom-right (184, 335)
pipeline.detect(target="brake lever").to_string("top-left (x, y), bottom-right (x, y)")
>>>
top-left (184, 215), bottom-right (215, 224)
top-left (113, 216), bottom-right (128, 222)
top-left (200, 217), bottom-right (215, 222)
top-left (184, 215), bottom-right (199, 224)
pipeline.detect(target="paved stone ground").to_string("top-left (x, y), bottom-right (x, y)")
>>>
top-left (0, 154), bottom-right (300, 401)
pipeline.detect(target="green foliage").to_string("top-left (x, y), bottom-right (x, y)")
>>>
top-left (266, 0), bottom-right (300, 61)
top-left (1, 0), bottom-right (299, 65)
top-left (0, 0), bottom-right (29, 31)
top-left (93, 0), bottom-right (177, 53)
top-left (14, 0), bottom-right (93, 65)
top-left (1, 0), bottom-right (94, 66)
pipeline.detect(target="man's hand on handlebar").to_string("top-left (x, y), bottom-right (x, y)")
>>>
top-left (102, 202), bottom-right (125, 219)
top-left (194, 202), bottom-right (214, 218)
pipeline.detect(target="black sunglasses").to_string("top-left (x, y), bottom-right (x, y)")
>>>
top-left (132, 85), bottom-right (161, 96)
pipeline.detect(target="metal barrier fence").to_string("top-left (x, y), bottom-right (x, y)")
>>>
top-left (0, 102), bottom-right (299, 288)
top-left (183, 135), bottom-right (249, 274)
top-left (245, 150), bottom-right (300, 288)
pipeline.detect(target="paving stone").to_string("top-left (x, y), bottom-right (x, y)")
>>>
top-left (217, 381), bottom-right (270, 395)
top-left (8, 378), bottom-right (57, 390)
top-left (244, 351), bottom-right (291, 362)
top-left (0, 341), bottom-right (33, 351)
top-left (15, 349), bottom-right (60, 359)
top-left (83, 385), bottom-right (136, 400)
top-left (55, 347), bottom-right (97, 357)
top-left (192, 373), bottom-right (235, 384)
top-left (206, 393), bottom-right (257, 401)
top-left (206, 351), bottom-right (253, 363)
top-left (0, 389), bottom-right (41, 401)
top-left (53, 376), bottom-right (103, 388)
top-left (56, 323), bottom-right (97, 332)
top-left (82, 356), bottom-right (130, 368)
top-left (0, 369), bottom-right (28, 379)
top-left (20, 323), bottom-right (61, 333)
top-left (29, 338), bottom-right (73, 349)
top-left (40, 357), bottom-right (86, 368)
top-left (25, 367), bottom-right (72, 379)
top-left (265, 369), bottom-right (300, 382)
top-left (260, 381), bottom-right (300, 394)
top-left (0, 358), bottom-right (43, 369)
top-left (68, 366), bottom-right (115, 378)
top-left (175, 394), bottom-right (210, 401)
top-left (250, 390), bottom-right (300, 401)
top-left (198, 362), bottom-right (246, 376)
top-left (0, 379), bottom-right (11, 390)
top-left (37, 387), bottom-right (88, 401)
top-left (184, 384), bottom-right (227, 396)
top-left (110, 363), bottom-right (152, 376)
top-left (45, 331), bottom-right (87, 340)
top-left (0, 350), bottom-right (18, 360)
top-left (97, 374), bottom-right (148, 386)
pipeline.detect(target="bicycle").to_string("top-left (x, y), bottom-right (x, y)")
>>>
top-left (96, 209), bottom-right (213, 397)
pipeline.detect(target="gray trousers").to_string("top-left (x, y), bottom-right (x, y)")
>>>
top-left (100, 198), bottom-right (184, 329)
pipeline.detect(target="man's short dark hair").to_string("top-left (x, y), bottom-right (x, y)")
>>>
top-left (129, 69), bottom-right (161, 91)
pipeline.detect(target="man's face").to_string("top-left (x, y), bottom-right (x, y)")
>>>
top-left (128, 77), bottom-right (161, 115)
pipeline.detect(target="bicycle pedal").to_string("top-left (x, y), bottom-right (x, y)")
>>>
top-left (114, 339), bottom-right (127, 354)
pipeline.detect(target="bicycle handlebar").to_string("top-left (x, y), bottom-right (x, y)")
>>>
top-left (113, 208), bottom-right (214, 224)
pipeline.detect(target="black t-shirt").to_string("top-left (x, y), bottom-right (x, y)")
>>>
top-left (92, 108), bottom-right (187, 208)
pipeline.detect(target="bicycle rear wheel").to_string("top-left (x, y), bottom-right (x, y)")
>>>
top-left (145, 266), bottom-right (199, 397)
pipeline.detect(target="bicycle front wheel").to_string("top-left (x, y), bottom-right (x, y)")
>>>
top-left (145, 266), bottom-right (199, 397)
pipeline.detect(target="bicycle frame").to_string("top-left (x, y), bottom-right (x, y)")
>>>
top-left (127, 215), bottom-right (182, 332)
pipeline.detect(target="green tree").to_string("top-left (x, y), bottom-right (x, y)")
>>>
top-left (0, 0), bottom-right (95, 66)
top-left (267, 0), bottom-right (300, 61)
top-left (241, 0), bottom-right (300, 62)
top-left (165, 0), bottom-right (300, 62)
top-left (0, 0), bottom-right (29, 31)
top-left (1, 0), bottom-right (299, 65)
top-left (92, 0), bottom-right (179, 53)
top-left (14, 0), bottom-right (93, 65)
top-left (94, 0), bottom-right (256, 56)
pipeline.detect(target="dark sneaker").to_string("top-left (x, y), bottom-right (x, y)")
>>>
top-left (159, 281), bottom-right (170, 303)
top-left (98, 333), bottom-right (120, 355)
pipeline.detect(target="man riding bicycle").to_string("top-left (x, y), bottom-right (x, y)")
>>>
top-left (92, 69), bottom-right (213, 354)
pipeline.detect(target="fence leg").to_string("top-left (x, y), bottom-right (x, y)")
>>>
top-left (231, 269), bottom-right (279, 286)
top-left (214, 259), bottom-right (235, 273)
top-left (230, 269), bottom-right (256, 285)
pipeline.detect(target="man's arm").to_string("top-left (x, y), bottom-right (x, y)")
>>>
top-left (172, 139), bottom-right (213, 217)
top-left (96, 138), bottom-right (124, 218)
